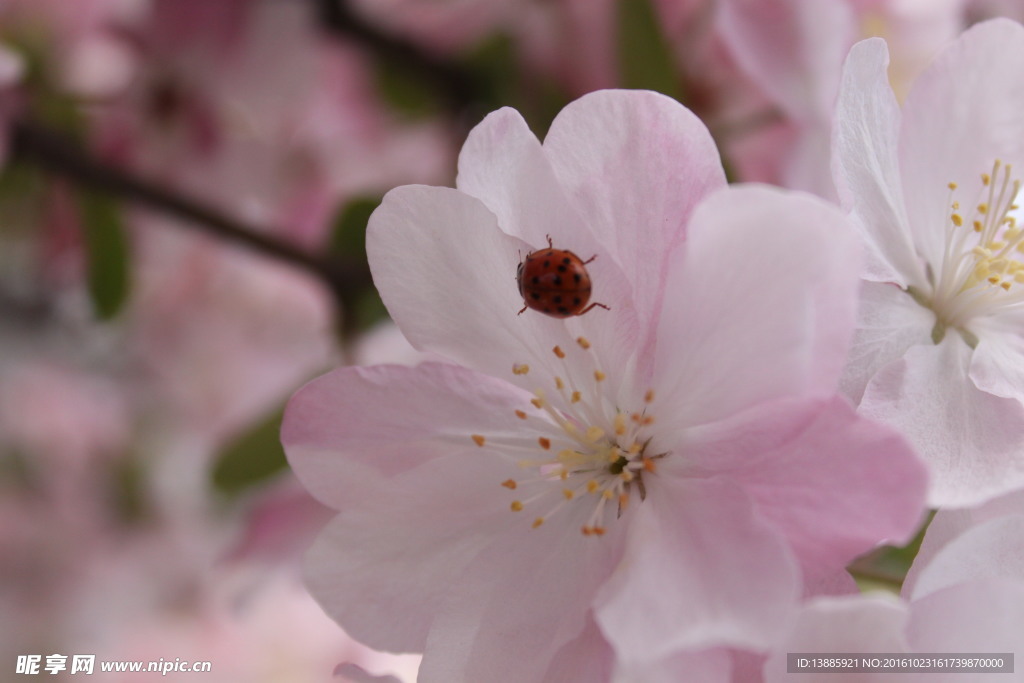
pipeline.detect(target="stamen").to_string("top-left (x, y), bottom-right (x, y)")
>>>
top-left (502, 480), bottom-right (517, 489)
top-left (471, 435), bottom-right (486, 447)
top-left (553, 346), bottom-right (566, 359)
top-left (513, 364), bottom-right (530, 375)
top-left (511, 501), bottom-right (524, 512)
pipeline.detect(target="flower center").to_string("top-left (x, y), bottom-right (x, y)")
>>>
top-left (928, 160), bottom-right (1024, 336)
top-left (469, 337), bottom-right (662, 537)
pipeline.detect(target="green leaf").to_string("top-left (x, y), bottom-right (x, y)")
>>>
top-left (617, 0), bottom-right (682, 99)
top-left (78, 191), bottom-right (130, 320)
top-left (329, 196), bottom-right (380, 256)
top-left (211, 409), bottom-right (289, 496)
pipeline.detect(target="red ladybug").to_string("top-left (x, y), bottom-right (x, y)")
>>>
top-left (517, 236), bottom-right (610, 318)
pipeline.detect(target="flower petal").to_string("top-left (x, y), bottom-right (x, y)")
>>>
top-left (860, 337), bottom-right (1024, 507)
top-left (762, 595), bottom-right (911, 683)
top-left (907, 579), bottom-right (1024, 670)
top-left (612, 648), bottom-right (732, 683)
top-left (677, 396), bottom-right (928, 589)
top-left (416, 510), bottom-right (627, 682)
top-left (367, 184), bottom-right (638, 398)
top-left (833, 38), bottom-right (920, 285)
top-left (839, 281), bottom-right (935, 404)
top-left (593, 478), bottom-right (800, 661)
top-left (900, 19), bottom-right (1024, 272)
top-left (907, 515), bottom-right (1024, 601)
top-left (969, 313), bottom-right (1024, 405)
top-left (542, 89), bottom-right (727, 344)
top-left (282, 362), bottom-right (532, 510)
top-left (304, 453), bottom-right (527, 654)
top-left (654, 184), bottom-right (862, 430)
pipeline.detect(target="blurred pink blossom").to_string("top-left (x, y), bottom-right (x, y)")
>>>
top-left (283, 90), bottom-right (927, 681)
top-left (834, 19), bottom-right (1024, 507)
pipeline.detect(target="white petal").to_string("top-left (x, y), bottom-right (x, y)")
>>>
top-left (900, 19), bottom-right (1024, 273)
top-left (833, 38), bottom-right (921, 285)
top-left (860, 337), bottom-right (1024, 507)
top-left (840, 281), bottom-right (935, 404)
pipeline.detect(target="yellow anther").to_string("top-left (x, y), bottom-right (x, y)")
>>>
top-left (558, 449), bottom-right (576, 462)
top-left (581, 526), bottom-right (593, 536)
top-left (532, 517), bottom-right (544, 528)
top-left (642, 416), bottom-right (655, 426)
top-left (628, 443), bottom-right (642, 455)
top-left (553, 345), bottom-right (566, 359)
top-left (1002, 282), bottom-right (1012, 291)
top-left (576, 337), bottom-right (591, 349)
top-left (586, 480), bottom-right (600, 493)
top-left (952, 201), bottom-right (960, 210)
top-left (631, 412), bottom-right (642, 423)
top-left (515, 410), bottom-right (528, 420)
top-left (618, 493), bottom-right (630, 509)
top-left (642, 457), bottom-right (656, 472)
top-left (585, 426), bottom-right (605, 442)
top-left (989, 275), bottom-right (1001, 285)
top-left (554, 376), bottom-right (565, 390)
top-left (948, 182), bottom-right (958, 190)
top-left (614, 413), bottom-right (627, 436)
top-left (644, 389), bottom-right (655, 403)
top-left (979, 204), bottom-right (989, 214)
top-left (511, 501), bottom-right (524, 512)
top-left (513, 363), bottom-right (530, 375)
top-left (538, 437), bottom-right (551, 450)
top-left (952, 214), bottom-right (963, 227)
top-left (594, 370), bottom-right (606, 382)
top-left (983, 173), bottom-right (992, 186)
top-left (571, 391), bottom-right (581, 403)
top-left (531, 398), bottom-right (544, 409)
top-left (501, 479), bottom-right (517, 490)
top-left (592, 527), bottom-right (606, 536)
top-left (471, 435), bottom-right (486, 447)
top-left (562, 489), bottom-right (574, 500)
top-left (620, 470), bottom-right (634, 482)
top-left (602, 490), bottom-right (614, 500)
top-left (975, 221), bottom-right (984, 232)
top-left (559, 469), bottom-right (569, 480)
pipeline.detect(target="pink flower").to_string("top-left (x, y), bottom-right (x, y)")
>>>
top-left (283, 90), bottom-right (927, 680)
top-left (834, 19), bottom-right (1024, 507)
top-left (763, 491), bottom-right (1024, 682)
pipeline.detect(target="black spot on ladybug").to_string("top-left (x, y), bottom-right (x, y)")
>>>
top-left (557, 306), bottom-right (569, 314)
top-left (573, 297), bottom-right (581, 305)
top-left (543, 260), bottom-right (551, 267)
top-left (553, 276), bottom-right (562, 286)
top-left (531, 292), bottom-right (541, 300)
top-left (553, 295), bottom-right (563, 304)
top-left (532, 276), bottom-right (540, 284)
top-left (557, 265), bottom-right (567, 273)
top-left (562, 257), bottom-right (571, 265)
top-left (574, 273), bottom-right (582, 283)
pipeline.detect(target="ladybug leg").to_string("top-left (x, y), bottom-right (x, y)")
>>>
top-left (578, 302), bottom-right (611, 315)
top-left (518, 304), bottom-right (528, 315)
top-left (582, 254), bottom-right (598, 265)
top-left (545, 235), bottom-right (553, 248)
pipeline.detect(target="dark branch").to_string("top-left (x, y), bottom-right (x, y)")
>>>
top-left (9, 118), bottom-right (368, 317)
top-left (313, 0), bottom-right (487, 119)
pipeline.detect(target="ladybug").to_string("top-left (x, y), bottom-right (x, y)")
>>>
top-left (517, 236), bottom-right (610, 318)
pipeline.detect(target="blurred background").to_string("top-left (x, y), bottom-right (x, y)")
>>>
top-left (1, 0), bottom-right (1021, 680)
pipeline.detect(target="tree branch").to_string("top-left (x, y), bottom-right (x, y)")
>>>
top-left (312, 0), bottom-right (487, 119)
top-left (9, 118), bottom-right (369, 318)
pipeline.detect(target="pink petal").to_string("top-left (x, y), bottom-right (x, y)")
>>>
top-left (678, 396), bottom-right (928, 589)
top-left (907, 580), bottom-right (1024, 671)
top-left (282, 362), bottom-right (532, 510)
top-left (839, 281), bottom-right (935, 404)
top-left (907, 515), bottom-right (1024, 601)
top-left (654, 185), bottom-right (862, 431)
top-left (833, 38), bottom-right (920, 286)
top-left (613, 647), bottom-right (732, 683)
top-left (860, 338), bottom-right (1024, 507)
top-left (542, 614), bottom-right (615, 683)
top-left (900, 19), bottom-right (1024, 272)
top-left (593, 478), bottom-right (800, 660)
top-left (969, 313), bottom-right (1024, 405)
top-left (304, 453), bottom-right (528, 654)
top-left (416, 511), bottom-right (627, 682)
top-left (366, 185), bottom-right (636, 397)
top-left (903, 490), bottom-right (1024, 596)
top-left (718, 0), bottom-right (854, 121)
top-left (762, 595), bottom-right (911, 683)
top-left (542, 90), bottom-right (727, 347)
